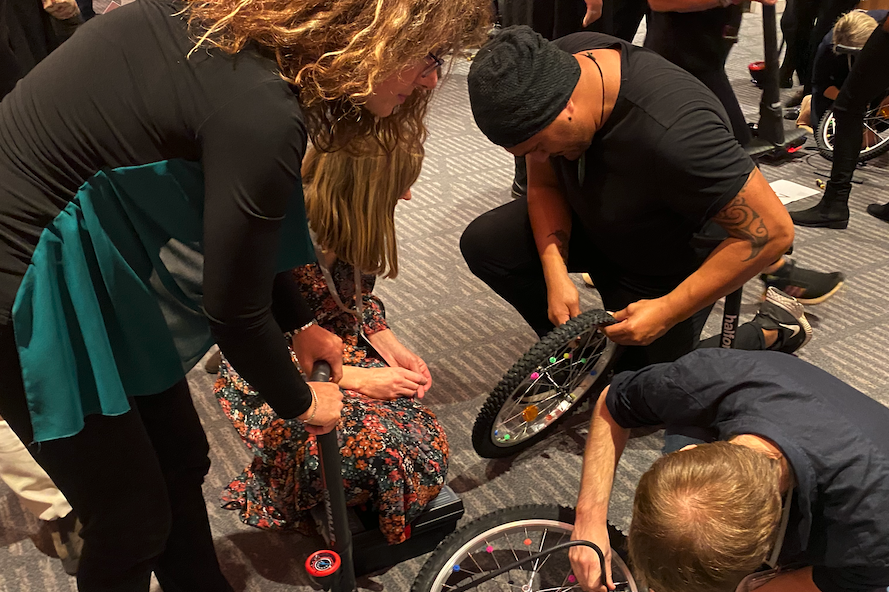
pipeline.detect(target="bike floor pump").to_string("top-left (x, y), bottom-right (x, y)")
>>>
top-left (746, 3), bottom-right (808, 159)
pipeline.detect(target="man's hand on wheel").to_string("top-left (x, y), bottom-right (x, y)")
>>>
top-left (600, 297), bottom-right (675, 346)
top-left (291, 323), bottom-right (344, 382)
top-left (569, 522), bottom-right (615, 592)
top-left (547, 274), bottom-right (582, 327)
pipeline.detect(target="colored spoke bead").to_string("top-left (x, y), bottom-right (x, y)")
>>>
top-left (523, 538), bottom-right (532, 546)
top-left (522, 405), bottom-right (539, 422)
top-left (549, 357), bottom-right (557, 363)
top-left (530, 372), bottom-right (540, 380)
top-left (486, 545), bottom-right (494, 553)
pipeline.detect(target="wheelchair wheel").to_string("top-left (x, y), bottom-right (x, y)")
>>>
top-left (410, 504), bottom-right (639, 592)
top-left (816, 102), bottom-right (889, 162)
top-left (472, 310), bottom-right (620, 458)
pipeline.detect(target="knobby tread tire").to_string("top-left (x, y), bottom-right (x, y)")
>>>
top-left (816, 107), bottom-right (889, 162)
top-left (410, 504), bottom-right (629, 592)
top-left (472, 309), bottom-right (620, 458)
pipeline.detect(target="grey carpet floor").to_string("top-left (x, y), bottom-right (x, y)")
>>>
top-left (2, 12), bottom-right (888, 591)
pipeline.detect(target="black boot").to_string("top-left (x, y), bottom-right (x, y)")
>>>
top-left (790, 184), bottom-right (849, 229)
top-left (867, 201), bottom-right (889, 222)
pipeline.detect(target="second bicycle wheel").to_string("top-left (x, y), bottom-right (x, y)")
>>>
top-left (472, 310), bottom-right (621, 458)
top-left (816, 101), bottom-right (889, 162)
top-left (410, 504), bottom-right (638, 592)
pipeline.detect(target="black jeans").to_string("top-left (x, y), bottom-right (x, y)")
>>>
top-left (790, 0), bottom-right (859, 92)
top-left (824, 25), bottom-right (889, 206)
top-left (460, 198), bottom-right (775, 373)
top-left (0, 323), bottom-right (232, 592)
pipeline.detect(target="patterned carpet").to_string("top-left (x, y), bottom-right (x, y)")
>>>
top-left (1, 12), bottom-right (888, 591)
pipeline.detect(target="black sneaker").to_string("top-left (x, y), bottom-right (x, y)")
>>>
top-left (750, 287), bottom-right (813, 354)
top-left (760, 258), bottom-right (844, 305)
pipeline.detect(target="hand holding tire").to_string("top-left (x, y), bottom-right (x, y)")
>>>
top-left (569, 522), bottom-right (614, 592)
top-left (547, 274), bottom-right (581, 327)
top-left (301, 381), bottom-right (343, 435)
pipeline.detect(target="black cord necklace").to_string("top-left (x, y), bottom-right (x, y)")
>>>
top-left (577, 51), bottom-right (605, 186)
top-left (584, 51), bottom-right (605, 131)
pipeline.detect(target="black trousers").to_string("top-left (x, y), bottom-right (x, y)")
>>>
top-left (0, 323), bottom-right (233, 592)
top-left (825, 25), bottom-right (889, 205)
top-left (790, 0), bottom-right (859, 92)
top-left (460, 198), bottom-right (765, 372)
top-left (498, 0), bottom-right (614, 39)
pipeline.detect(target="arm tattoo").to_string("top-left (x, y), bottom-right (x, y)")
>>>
top-left (712, 194), bottom-right (770, 262)
top-left (549, 230), bottom-right (570, 262)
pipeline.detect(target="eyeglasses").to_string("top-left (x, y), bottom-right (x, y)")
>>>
top-left (420, 52), bottom-right (445, 78)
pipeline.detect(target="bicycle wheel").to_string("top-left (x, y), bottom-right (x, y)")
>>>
top-left (411, 504), bottom-right (639, 592)
top-left (816, 102), bottom-right (889, 162)
top-left (472, 310), bottom-right (620, 458)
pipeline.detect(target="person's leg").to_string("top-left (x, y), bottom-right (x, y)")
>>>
top-left (0, 325), bottom-right (168, 592)
top-left (801, 0), bottom-right (859, 95)
top-left (0, 323), bottom-right (230, 592)
top-left (0, 418), bottom-right (72, 521)
top-left (697, 287), bottom-right (811, 353)
top-left (791, 22), bottom-right (889, 228)
top-left (461, 197), bottom-right (552, 337)
top-left (779, 0), bottom-right (798, 87)
top-left (791, 0), bottom-right (821, 93)
top-left (132, 381), bottom-right (232, 592)
top-left (612, 0), bottom-right (647, 41)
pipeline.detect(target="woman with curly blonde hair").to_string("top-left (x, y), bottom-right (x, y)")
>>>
top-left (0, 0), bottom-right (489, 589)
top-left (215, 137), bottom-right (448, 545)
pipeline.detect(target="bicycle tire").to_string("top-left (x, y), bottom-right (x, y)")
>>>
top-left (816, 105), bottom-right (889, 163)
top-left (472, 310), bottom-right (621, 458)
top-left (410, 504), bottom-right (636, 592)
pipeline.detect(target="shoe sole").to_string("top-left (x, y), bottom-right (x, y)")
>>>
top-left (791, 218), bottom-right (848, 230)
top-left (761, 279), bottom-right (844, 306)
top-left (765, 289), bottom-right (814, 351)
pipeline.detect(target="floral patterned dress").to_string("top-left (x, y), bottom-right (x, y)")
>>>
top-left (215, 257), bottom-right (448, 545)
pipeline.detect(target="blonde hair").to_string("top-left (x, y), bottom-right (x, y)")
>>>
top-left (303, 138), bottom-right (423, 278)
top-left (185, 0), bottom-right (491, 151)
top-left (833, 10), bottom-right (879, 51)
top-left (628, 442), bottom-right (783, 592)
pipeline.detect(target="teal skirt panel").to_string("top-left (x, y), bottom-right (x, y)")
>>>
top-left (12, 159), bottom-right (314, 443)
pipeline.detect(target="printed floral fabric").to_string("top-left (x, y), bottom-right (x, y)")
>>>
top-left (216, 261), bottom-right (448, 544)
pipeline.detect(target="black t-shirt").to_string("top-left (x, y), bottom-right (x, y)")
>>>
top-left (550, 33), bottom-right (754, 279)
top-left (0, 0), bottom-right (314, 418)
top-left (607, 349), bottom-right (889, 592)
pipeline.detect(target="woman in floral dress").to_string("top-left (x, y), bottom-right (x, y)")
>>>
top-left (215, 138), bottom-right (447, 545)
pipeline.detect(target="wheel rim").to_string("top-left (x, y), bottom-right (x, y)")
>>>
top-left (426, 518), bottom-right (638, 592)
top-left (821, 106), bottom-right (889, 158)
top-left (491, 328), bottom-right (616, 447)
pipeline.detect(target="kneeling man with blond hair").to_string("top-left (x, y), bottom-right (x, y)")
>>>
top-left (569, 348), bottom-right (889, 592)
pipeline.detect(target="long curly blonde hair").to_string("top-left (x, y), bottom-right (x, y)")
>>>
top-left (303, 137), bottom-right (423, 279)
top-left (186, 0), bottom-right (491, 151)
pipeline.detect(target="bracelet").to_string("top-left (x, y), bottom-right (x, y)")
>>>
top-left (293, 319), bottom-right (317, 335)
top-left (304, 384), bottom-right (318, 424)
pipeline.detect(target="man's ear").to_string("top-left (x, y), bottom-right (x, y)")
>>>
top-left (563, 98), bottom-right (576, 118)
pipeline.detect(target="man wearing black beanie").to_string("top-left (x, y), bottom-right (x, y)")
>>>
top-left (461, 26), bottom-right (817, 371)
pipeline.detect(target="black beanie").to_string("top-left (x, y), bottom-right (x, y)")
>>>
top-left (468, 26), bottom-right (581, 148)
